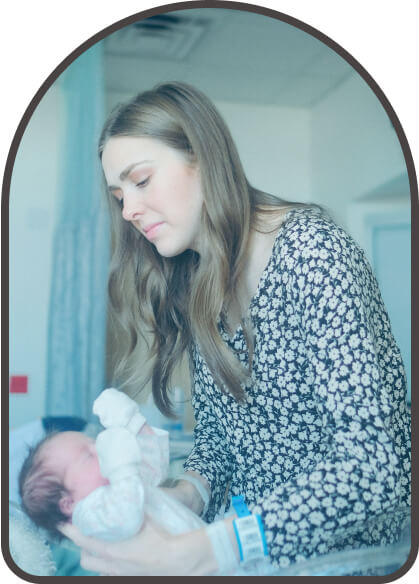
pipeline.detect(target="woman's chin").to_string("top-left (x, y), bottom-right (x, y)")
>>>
top-left (154, 241), bottom-right (186, 258)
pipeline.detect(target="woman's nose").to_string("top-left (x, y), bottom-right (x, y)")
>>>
top-left (121, 191), bottom-right (146, 222)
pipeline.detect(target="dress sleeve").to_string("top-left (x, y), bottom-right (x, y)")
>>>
top-left (72, 475), bottom-right (145, 541)
top-left (251, 222), bottom-right (409, 568)
top-left (183, 368), bottom-right (235, 522)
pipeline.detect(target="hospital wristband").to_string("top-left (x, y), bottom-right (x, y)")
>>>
top-left (232, 495), bottom-right (268, 563)
top-left (205, 521), bottom-right (239, 575)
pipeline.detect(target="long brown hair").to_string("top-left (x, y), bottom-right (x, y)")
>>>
top-left (99, 82), bottom-right (307, 416)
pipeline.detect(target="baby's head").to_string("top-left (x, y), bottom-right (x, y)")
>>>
top-left (19, 431), bottom-right (109, 539)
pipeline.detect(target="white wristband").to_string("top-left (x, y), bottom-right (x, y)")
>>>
top-left (205, 521), bottom-right (239, 575)
top-left (177, 473), bottom-right (210, 516)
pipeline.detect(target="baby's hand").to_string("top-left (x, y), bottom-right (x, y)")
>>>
top-left (96, 427), bottom-right (141, 481)
top-left (93, 388), bottom-right (146, 434)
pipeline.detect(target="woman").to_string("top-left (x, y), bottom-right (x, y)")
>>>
top-left (60, 82), bottom-right (410, 575)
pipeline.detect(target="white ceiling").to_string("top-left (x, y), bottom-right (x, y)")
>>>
top-left (103, 7), bottom-right (355, 108)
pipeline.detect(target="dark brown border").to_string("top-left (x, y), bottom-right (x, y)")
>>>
top-left (2, 1), bottom-right (417, 582)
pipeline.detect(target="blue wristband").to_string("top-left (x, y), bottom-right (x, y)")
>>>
top-left (232, 495), bottom-right (251, 517)
top-left (232, 495), bottom-right (268, 563)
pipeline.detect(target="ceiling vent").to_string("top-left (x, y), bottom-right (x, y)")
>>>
top-left (105, 14), bottom-right (209, 60)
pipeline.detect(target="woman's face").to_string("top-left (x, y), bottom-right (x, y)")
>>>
top-left (102, 136), bottom-right (204, 257)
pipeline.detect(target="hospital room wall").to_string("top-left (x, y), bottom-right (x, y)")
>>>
top-left (310, 73), bottom-right (408, 226)
top-left (9, 83), bottom-right (65, 429)
top-left (105, 91), bottom-right (313, 203)
top-left (9, 78), bottom-right (411, 429)
top-left (310, 73), bottom-right (411, 402)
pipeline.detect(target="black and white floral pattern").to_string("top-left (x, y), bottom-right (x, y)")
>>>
top-left (184, 208), bottom-right (410, 568)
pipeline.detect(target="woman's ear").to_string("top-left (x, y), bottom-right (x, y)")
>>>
top-left (59, 494), bottom-right (75, 516)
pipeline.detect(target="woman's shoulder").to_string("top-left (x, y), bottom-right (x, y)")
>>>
top-left (279, 206), bottom-right (351, 246)
top-left (274, 206), bottom-right (366, 269)
top-left (281, 205), bottom-right (335, 235)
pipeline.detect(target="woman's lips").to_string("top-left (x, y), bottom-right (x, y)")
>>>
top-left (143, 222), bottom-right (164, 240)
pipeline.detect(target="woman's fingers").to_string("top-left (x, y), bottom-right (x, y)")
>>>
top-left (57, 522), bottom-right (79, 541)
top-left (59, 524), bottom-right (121, 574)
top-left (57, 517), bottom-right (179, 575)
top-left (80, 551), bottom-right (115, 575)
top-left (58, 523), bottom-right (112, 559)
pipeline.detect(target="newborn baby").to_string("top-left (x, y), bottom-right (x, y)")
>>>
top-left (19, 388), bottom-right (172, 541)
top-left (19, 390), bottom-right (275, 575)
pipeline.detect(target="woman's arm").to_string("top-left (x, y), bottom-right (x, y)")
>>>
top-left (251, 218), bottom-right (410, 566)
top-left (181, 363), bottom-right (235, 521)
top-left (160, 470), bottom-right (210, 515)
top-left (59, 514), bottom-right (239, 576)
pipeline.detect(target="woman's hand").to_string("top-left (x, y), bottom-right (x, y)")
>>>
top-left (160, 471), bottom-right (210, 515)
top-left (59, 515), bottom-right (218, 576)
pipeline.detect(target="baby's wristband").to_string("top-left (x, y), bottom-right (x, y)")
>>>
top-left (205, 521), bottom-right (239, 575)
top-left (176, 473), bottom-right (209, 516)
top-left (232, 495), bottom-right (268, 563)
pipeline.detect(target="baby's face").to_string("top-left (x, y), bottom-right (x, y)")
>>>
top-left (41, 431), bottom-right (109, 515)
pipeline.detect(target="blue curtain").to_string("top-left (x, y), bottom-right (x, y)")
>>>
top-left (45, 43), bottom-right (110, 421)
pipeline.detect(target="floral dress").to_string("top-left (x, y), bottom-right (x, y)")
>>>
top-left (183, 208), bottom-right (410, 568)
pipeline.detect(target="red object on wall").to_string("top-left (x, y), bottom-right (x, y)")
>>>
top-left (10, 376), bottom-right (28, 394)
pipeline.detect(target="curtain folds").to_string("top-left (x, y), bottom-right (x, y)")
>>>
top-left (45, 44), bottom-right (110, 420)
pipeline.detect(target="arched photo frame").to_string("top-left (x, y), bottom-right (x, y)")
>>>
top-left (3, 1), bottom-right (417, 580)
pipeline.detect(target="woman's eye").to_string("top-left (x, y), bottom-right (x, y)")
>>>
top-left (136, 177), bottom-right (150, 188)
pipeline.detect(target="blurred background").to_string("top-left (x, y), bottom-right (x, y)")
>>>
top-left (9, 6), bottom-right (411, 430)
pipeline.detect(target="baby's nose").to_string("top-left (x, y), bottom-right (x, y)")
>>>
top-left (88, 442), bottom-right (97, 455)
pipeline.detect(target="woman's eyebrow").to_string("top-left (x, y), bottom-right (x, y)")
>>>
top-left (120, 160), bottom-right (153, 181)
top-left (108, 160), bottom-right (154, 190)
